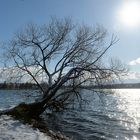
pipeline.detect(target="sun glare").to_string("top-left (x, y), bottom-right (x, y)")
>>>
top-left (118, 1), bottom-right (140, 28)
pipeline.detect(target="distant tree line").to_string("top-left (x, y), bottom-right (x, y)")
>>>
top-left (0, 82), bottom-right (38, 89)
top-left (1, 81), bottom-right (138, 90)
top-left (81, 83), bottom-right (140, 89)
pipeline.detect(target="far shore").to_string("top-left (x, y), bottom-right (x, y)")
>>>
top-left (0, 82), bottom-right (140, 90)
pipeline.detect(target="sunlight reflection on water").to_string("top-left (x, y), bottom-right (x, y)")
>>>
top-left (109, 89), bottom-right (140, 140)
top-left (0, 89), bottom-right (140, 139)
top-left (45, 89), bottom-right (140, 140)
top-left (110, 89), bottom-right (140, 140)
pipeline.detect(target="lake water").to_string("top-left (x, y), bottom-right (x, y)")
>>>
top-left (0, 90), bottom-right (51, 140)
top-left (0, 89), bottom-right (140, 140)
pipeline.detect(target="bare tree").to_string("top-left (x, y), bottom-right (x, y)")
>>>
top-left (0, 18), bottom-right (126, 119)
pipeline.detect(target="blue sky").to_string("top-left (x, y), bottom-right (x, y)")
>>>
top-left (1, 0), bottom-right (140, 82)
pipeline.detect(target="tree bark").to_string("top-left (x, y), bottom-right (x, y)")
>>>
top-left (0, 101), bottom-right (70, 140)
top-left (0, 101), bottom-right (46, 122)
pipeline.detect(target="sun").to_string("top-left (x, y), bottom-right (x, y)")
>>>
top-left (118, 1), bottom-right (140, 28)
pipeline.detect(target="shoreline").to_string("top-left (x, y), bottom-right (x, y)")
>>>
top-left (29, 117), bottom-right (70, 140)
top-left (0, 114), bottom-right (70, 140)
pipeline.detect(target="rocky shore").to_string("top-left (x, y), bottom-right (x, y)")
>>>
top-left (29, 117), bottom-right (71, 140)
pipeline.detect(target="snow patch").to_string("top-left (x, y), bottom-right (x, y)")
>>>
top-left (0, 115), bottom-right (51, 140)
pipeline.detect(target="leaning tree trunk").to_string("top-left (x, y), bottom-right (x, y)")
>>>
top-left (0, 101), bottom-right (71, 140)
top-left (0, 88), bottom-right (59, 122)
top-left (0, 100), bottom-right (47, 122)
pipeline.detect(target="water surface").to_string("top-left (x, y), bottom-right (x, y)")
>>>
top-left (0, 89), bottom-right (140, 140)
top-left (45, 89), bottom-right (140, 140)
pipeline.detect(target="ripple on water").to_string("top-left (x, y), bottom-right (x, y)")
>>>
top-left (1, 89), bottom-right (140, 139)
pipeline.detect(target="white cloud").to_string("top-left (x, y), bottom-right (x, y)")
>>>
top-left (126, 71), bottom-right (140, 80)
top-left (122, 71), bottom-right (140, 83)
top-left (129, 57), bottom-right (140, 65)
